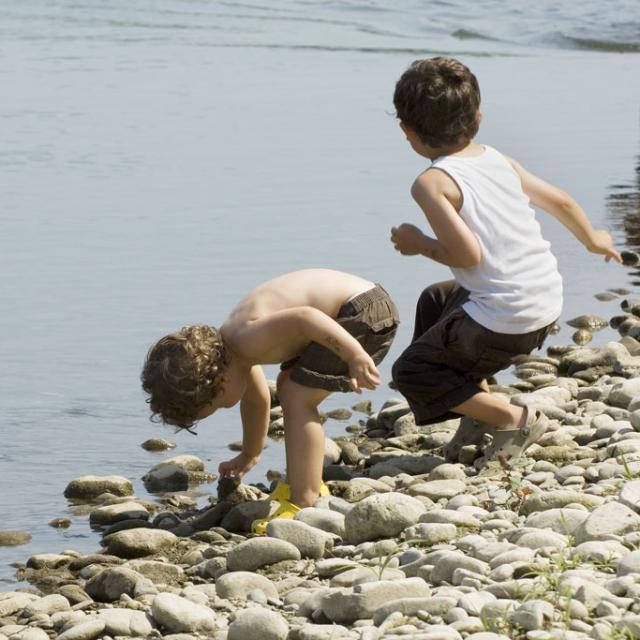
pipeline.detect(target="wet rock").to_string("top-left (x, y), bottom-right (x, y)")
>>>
top-left (89, 501), bottom-right (149, 527)
top-left (26, 553), bottom-right (71, 569)
top-left (572, 329), bottom-right (593, 346)
top-left (141, 438), bottom-right (176, 451)
top-left (566, 315), bottom-right (608, 330)
top-left (227, 607), bottom-right (288, 640)
top-left (215, 571), bottom-right (279, 600)
top-left (621, 250), bottom-right (640, 266)
top-left (48, 518), bottom-right (71, 529)
top-left (143, 464), bottom-right (189, 492)
top-left (151, 592), bottom-right (217, 634)
top-left (344, 492), bottom-right (426, 544)
top-left (226, 537), bottom-right (301, 571)
top-left (105, 527), bottom-right (177, 558)
top-left (63, 475), bottom-right (133, 500)
top-left (0, 530), bottom-right (32, 546)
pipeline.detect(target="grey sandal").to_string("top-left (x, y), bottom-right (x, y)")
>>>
top-left (443, 416), bottom-right (490, 462)
top-left (482, 406), bottom-right (548, 462)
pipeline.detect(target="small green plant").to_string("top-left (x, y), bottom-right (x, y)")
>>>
top-left (496, 456), bottom-right (533, 511)
top-left (618, 455), bottom-right (640, 480)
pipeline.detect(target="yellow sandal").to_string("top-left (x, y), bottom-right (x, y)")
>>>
top-left (251, 499), bottom-right (301, 535)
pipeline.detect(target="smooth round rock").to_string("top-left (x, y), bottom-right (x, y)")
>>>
top-left (105, 528), bottom-right (177, 558)
top-left (266, 518), bottom-right (332, 559)
top-left (151, 592), bottom-right (216, 634)
top-left (226, 537), bottom-right (301, 572)
top-left (64, 475), bottom-right (133, 500)
top-left (57, 620), bottom-right (106, 640)
top-left (344, 492), bottom-right (426, 544)
top-left (227, 607), bottom-right (288, 640)
top-left (215, 572), bottom-right (279, 600)
top-left (0, 530), bottom-right (32, 546)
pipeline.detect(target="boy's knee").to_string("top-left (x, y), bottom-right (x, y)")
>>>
top-left (392, 355), bottom-right (411, 391)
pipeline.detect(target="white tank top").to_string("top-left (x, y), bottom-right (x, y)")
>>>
top-left (431, 145), bottom-right (563, 334)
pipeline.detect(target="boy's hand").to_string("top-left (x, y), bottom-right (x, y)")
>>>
top-left (587, 229), bottom-right (622, 263)
top-left (218, 452), bottom-right (259, 481)
top-left (348, 353), bottom-right (381, 393)
top-left (390, 224), bottom-right (425, 256)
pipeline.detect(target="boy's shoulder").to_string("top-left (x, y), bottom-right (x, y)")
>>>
top-left (412, 166), bottom-right (463, 209)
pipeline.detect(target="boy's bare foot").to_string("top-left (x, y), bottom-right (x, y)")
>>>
top-left (443, 416), bottom-right (490, 462)
top-left (480, 406), bottom-right (548, 464)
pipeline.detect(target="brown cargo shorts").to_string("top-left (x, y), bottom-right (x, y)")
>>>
top-left (392, 280), bottom-right (556, 425)
top-left (281, 284), bottom-right (400, 393)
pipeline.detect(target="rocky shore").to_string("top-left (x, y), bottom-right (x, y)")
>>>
top-left (4, 283), bottom-right (640, 639)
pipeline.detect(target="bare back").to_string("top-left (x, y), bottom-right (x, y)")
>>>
top-left (221, 269), bottom-right (374, 364)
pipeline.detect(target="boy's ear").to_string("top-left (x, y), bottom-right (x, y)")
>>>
top-left (399, 121), bottom-right (411, 138)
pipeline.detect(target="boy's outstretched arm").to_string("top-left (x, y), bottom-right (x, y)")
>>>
top-left (234, 308), bottom-right (380, 393)
top-left (218, 365), bottom-right (270, 480)
top-left (508, 157), bottom-right (622, 263)
top-left (391, 169), bottom-right (482, 268)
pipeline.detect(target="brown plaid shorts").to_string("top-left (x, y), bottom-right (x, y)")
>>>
top-left (281, 284), bottom-right (400, 392)
top-left (392, 280), bottom-right (556, 425)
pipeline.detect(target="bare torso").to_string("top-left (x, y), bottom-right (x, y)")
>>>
top-left (221, 269), bottom-right (374, 364)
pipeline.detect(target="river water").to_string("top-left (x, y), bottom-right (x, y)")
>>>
top-left (1, 0), bottom-right (640, 583)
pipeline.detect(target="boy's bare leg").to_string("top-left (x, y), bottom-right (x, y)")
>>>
top-left (453, 388), bottom-right (525, 431)
top-left (278, 378), bottom-right (332, 508)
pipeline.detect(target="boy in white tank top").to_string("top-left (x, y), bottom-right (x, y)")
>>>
top-left (390, 57), bottom-right (621, 464)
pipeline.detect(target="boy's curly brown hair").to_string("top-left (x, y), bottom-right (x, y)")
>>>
top-left (141, 324), bottom-right (228, 430)
top-left (393, 56), bottom-right (481, 148)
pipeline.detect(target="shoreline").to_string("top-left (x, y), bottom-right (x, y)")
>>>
top-left (3, 280), bottom-right (640, 639)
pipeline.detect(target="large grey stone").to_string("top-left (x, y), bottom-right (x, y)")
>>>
top-left (321, 577), bottom-right (430, 623)
top-left (266, 518), bottom-right (332, 559)
top-left (226, 537), bottom-right (301, 571)
top-left (0, 593), bottom-right (39, 617)
top-left (296, 623), bottom-right (358, 640)
top-left (524, 508), bottom-right (589, 534)
top-left (430, 552), bottom-right (489, 584)
top-left (89, 501), bottom-right (149, 527)
top-left (64, 475), bottom-right (133, 500)
top-left (0, 530), bottom-right (32, 546)
top-left (574, 501), bottom-right (640, 543)
top-left (620, 480), bottom-right (640, 514)
top-left (227, 607), bottom-right (288, 640)
top-left (215, 572), bottom-right (278, 600)
top-left (143, 464), bottom-right (189, 492)
top-left (520, 490), bottom-right (604, 515)
top-left (105, 528), bottom-right (177, 558)
top-left (96, 609), bottom-right (154, 636)
top-left (617, 549), bottom-right (640, 576)
top-left (151, 592), bottom-right (217, 634)
top-left (373, 596), bottom-right (456, 625)
top-left (85, 567), bottom-right (145, 602)
top-left (56, 620), bottom-right (106, 640)
top-left (295, 507), bottom-right (346, 537)
top-left (22, 594), bottom-right (70, 617)
top-left (344, 492), bottom-right (426, 544)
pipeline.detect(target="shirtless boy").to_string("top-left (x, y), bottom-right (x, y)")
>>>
top-left (141, 269), bottom-right (398, 532)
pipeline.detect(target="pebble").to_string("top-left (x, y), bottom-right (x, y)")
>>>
top-left (227, 607), bottom-right (288, 640)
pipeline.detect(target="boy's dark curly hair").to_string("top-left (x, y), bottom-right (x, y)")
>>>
top-left (394, 56), bottom-right (481, 148)
top-left (141, 324), bottom-right (228, 430)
